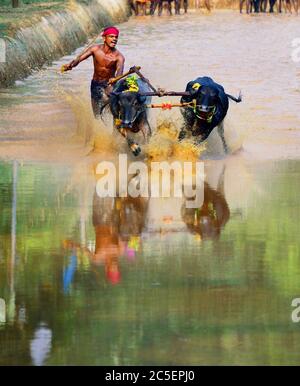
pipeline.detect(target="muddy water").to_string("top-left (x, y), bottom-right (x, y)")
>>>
top-left (1, 11), bottom-right (300, 365)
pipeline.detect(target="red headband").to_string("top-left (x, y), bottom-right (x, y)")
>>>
top-left (102, 27), bottom-right (119, 37)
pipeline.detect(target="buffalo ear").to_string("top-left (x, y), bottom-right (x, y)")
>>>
top-left (187, 81), bottom-right (201, 95)
top-left (182, 81), bottom-right (201, 102)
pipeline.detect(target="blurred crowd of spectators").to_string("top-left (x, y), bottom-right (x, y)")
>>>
top-left (240, 0), bottom-right (298, 13)
top-left (128, 0), bottom-right (211, 16)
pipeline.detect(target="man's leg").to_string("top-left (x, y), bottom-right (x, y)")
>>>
top-left (136, 1), bottom-right (141, 15)
top-left (292, 0), bottom-right (299, 13)
top-left (130, 0), bottom-right (138, 15)
top-left (282, 0), bottom-right (287, 12)
top-left (183, 0), bottom-right (188, 13)
top-left (286, 0), bottom-right (292, 12)
top-left (204, 0), bottom-right (211, 11)
top-left (150, 0), bottom-right (154, 14)
top-left (158, 0), bottom-right (163, 15)
top-left (168, 0), bottom-right (173, 15)
top-left (240, 0), bottom-right (244, 12)
top-left (269, 0), bottom-right (276, 12)
top-left (253, 0), bottom-right (260, 11)
top-left (246, 0), bottom-right (251, 13)
top-left (90, 80), bottom-right (107, 119)
top-left (150, 0), bottom-right (158, 14)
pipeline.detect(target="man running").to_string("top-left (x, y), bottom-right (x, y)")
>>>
top-left (63, 26), bottom-right (125, 118)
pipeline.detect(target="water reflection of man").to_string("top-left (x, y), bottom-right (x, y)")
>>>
top-left (63, 191), bottom-right (148, 285)
top-left (92, 195), bottom-right (148, 284)
top-left (92, 197), bottom-right (123, 284)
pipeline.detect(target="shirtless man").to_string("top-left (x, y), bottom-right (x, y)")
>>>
top-left (63, 26), bottom-right (125, 118)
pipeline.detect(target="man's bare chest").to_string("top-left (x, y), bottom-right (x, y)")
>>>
top-left (94, 51), bottom-right (118, 68)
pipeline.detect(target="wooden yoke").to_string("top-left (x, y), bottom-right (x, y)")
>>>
top-left (146, 102), bottom-right (193, 109)
top-left (108, 66), bottom-right (141, 85)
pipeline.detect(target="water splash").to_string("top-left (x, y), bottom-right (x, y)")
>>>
top-left (146, 120), bottom-right (205, 161)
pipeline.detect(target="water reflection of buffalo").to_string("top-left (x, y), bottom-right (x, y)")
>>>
top-left (103, 77), bottom-right (152, 156)
top-left (182, 179), bottom-right (230, 240)
top-left (92, 195), bottom-right (148, 284)
top-left (179, 76), bottom-right (242, 153)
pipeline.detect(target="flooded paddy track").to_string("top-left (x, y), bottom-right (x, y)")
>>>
top-left (1, 11), bottom-right (300, 160)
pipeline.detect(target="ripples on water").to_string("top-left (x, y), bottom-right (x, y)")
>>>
top-left (0, 11), bottom-right (300, 365)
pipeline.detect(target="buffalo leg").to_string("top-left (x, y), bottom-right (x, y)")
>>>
top-left (145, 119), bottom-right (152, 141)
top-left (217, 121), bottom-right (228, 154)
top-left (119, 128), bottom-right (141, 156)
top-left (179, 107), bottom-right (195, 141)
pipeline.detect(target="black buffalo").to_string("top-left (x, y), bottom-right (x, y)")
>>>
top-left (104, 76), bottom-right (152, 156)
top-left (179, 76), bottom-right (242, 153)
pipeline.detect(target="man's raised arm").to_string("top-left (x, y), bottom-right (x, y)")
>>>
top-left (63, 46), bottom-right (95, 72)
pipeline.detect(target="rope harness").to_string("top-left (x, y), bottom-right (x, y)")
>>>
top-left (145, 99), bottom-right (216, 123)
